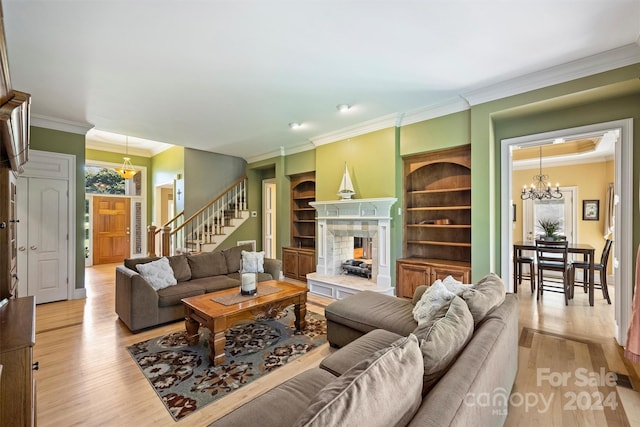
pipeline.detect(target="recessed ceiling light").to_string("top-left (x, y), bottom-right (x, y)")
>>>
top-left (289, 122), bottom-right (302, 129)
top-left (336, 104), bottom-right (351, 113)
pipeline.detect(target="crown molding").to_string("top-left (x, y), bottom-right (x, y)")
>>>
top-left (309, 112), bottom-right (399, 147)
top-left (399, 96), bottom-right (471, 127)
top-left (245, 140), bottom-right (315, 164)
top-left (31, 114), bottom-right (94, 135)
top-left (85, 140), bottom-right (152, 157)
top-left (463, 43), bottom-right (640, 106)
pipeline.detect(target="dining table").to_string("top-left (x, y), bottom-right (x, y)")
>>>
top-left (513, 240), bottom-right (596, 306)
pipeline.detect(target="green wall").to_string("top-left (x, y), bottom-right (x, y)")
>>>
top-left (315, 128), bottom-right (396, 200)
top-left (30, 126), bottom-right (86, 291)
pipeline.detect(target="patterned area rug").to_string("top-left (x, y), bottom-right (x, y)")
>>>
top-left (127, 308), bottom-right (327, 421)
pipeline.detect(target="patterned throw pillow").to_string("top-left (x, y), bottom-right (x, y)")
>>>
top-left (136, 257), bottom-right (177, 291)
top-left (412, 279), bottom-right (455, 326)
top-left (240, 250), bottom-right (265, 273)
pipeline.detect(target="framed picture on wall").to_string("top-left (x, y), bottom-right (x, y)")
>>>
top-left (583, 200), bottom-right (599, 221)
top-left (512, 204), bottom-right (516, 222)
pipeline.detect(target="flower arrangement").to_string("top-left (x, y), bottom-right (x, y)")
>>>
top-left (537, 218), bottom-right (561, 240)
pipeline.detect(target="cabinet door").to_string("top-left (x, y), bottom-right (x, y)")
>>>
top-left (396, 262), bottom-right (431, 299)
top-left (432, 266), bottom-right (471, 284)
top-left (282, 248), bottom-right (298, 278)
top-left (298, 250), bottom-right (315, 278)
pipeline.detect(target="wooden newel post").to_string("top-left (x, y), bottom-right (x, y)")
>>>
top-left (161, 226), bottom-right (171, 256)
top-left (147, 225), bottom-right (157, 257)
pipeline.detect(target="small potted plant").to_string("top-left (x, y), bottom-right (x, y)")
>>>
top-left (537, 218), bottom-right (561, 241)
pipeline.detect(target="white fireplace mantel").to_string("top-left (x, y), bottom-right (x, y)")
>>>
top-left (308, 197), bottom-right (397, 298)
top-left (309, 197), bottom-right (397, 220)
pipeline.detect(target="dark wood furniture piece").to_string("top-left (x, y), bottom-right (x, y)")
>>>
top-left (182, 280), bottom-right (307, 365)
top-left (513, 241), bottom-right (595, 306)
top-left (535, 239), bottom-right (570, 305)
top-left (0, 296), bottom-right (36, 426)
top-left (396, 145), bottom-right (471, 299)
top-left (515, 254), bottom-right (536, 293)
top-left (569, 239), bottom-right (612, 304)
top-left (283, 172), bottom-right (316, 281)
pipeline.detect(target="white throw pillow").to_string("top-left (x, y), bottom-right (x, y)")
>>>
top-left (442, 275), bottom-right (472, 295)
top-left (412, 279), bottom-right (456, 326)
top-left (136, 257), bottom-right (177, 291)
top-left (241, 250), bottom-right (265, 273)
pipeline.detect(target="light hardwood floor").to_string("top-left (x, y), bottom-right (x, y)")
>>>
top-left (32, 265), bottom-right (640, 426)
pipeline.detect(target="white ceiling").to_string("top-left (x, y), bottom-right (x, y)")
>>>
top-left (3, 1), bottom-right (640, 161)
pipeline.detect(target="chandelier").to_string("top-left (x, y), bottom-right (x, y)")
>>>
top-left (520, 145), bottom-right (562, 200)
top-left (114, 136), bottom-right (138, 179)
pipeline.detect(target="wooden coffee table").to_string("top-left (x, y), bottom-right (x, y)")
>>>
top-left (181, 280), bottom-right (308, 366)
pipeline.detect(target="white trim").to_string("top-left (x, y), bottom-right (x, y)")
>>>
top-left (501, 119), bottom-right (633, 346)
top-left (464, 44), bottom-right (640, 106)
top-left (399, 96), bottom-right (471, 127)
top-left (30, 114), bottom-right (93, 135)
top-left (310, 113), bottom-right (399, 147)
top-left (246, 140), bottom-right (314, 164)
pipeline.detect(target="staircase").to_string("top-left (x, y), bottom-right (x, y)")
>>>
top-left (148, 176), bottom-right (249, 256)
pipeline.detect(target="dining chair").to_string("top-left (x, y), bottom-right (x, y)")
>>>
top-left (515, 253), bottom-right (536, 293)
top-left (535, 239), bottom-right (570, 305)
top-left (569, 239), bottom-right (612, 304)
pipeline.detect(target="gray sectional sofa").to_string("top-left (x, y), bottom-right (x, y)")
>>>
top-left (211, 274), bottom-right (519, 427)
top-left (115, 243), bottom-right (282, 332)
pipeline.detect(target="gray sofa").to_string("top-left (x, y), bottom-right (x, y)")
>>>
top-left (115, 243), bottom-right (282, 332)
top-left (210, 274), bottom-right (518, 427)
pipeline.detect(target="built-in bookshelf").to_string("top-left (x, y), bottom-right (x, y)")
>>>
top-left (283, 172), bottom-right (316, 281)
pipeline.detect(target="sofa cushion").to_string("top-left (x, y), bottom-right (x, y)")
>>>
top-left (320, 328), bottom-right (403, 376)
top-left (325, 291), bottom-right (417, 337)
top-left (221, 243), bottom-right (254, 273)
top-left (156, 282), bottom-right (206, 307)
top-left (412, 279), bottom-right (455, 326)
top-left (189, 275), bottom-right (240, 293)
top-left (413, 295), bottom-right (474, 395)
top-left (294, 334), bottom-right (423, 427)
top-left (124, 255), bottom-right (192, 282)
top-left (135, 257), bottom-right (177, 291)
top-left (241, 250), bottom-right (265, 273)
top-left (460, 273), bottom-right (506, 325)
top-left (168, 254), bottom-right (192, 282)
top-left (210, 368), bottom-right (336, 427)
top-left (187, 251), bottom-right (228, 279)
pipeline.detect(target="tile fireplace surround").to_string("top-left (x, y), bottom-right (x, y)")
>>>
top-left (307, 198), bottom-right (397, 299)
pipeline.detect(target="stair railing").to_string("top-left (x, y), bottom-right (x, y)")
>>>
top-left (162, 175), bottom-right (247, 256)
top-left (147, 212), bottom-right (184, 257)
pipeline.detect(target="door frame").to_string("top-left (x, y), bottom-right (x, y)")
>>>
top-left (85, 159), bottom-right (148, 263)
top-left (19, 150), bottom-right (77, 300)
top-left (500, 119), bottom-right (633, 346)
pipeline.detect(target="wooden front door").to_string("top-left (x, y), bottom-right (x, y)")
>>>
top-left (93, 196), bottom-right (130, 265)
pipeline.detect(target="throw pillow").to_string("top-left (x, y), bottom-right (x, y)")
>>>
top-left (413, 296), bottom-right (474, 395)
top-left (135, 257), bottom-right (177, 291)
top-left (412, 279), bottom-right (455, 326)
top-left (442, 275), bottom-right (472, 294)
top-left (294, 334), bottom-right (423, 427)
top-left (460, 272), bottom-right (506, 325)
top-left (241, 250), bottom-right (265, 273)
top-left (187, 251), bottom-right (228, 279)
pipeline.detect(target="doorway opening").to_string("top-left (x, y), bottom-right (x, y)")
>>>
top-left (262, 179), bottom-right (276, 259)
top-left (84, 160), bottom-right (147, 266)
top-left (501, 119), bottom-right (633, 346)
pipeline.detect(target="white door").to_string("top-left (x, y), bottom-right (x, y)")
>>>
top-left (262, 179), bottom-right (276, 258)
top-left (17, 177), bottom-right (69, 303)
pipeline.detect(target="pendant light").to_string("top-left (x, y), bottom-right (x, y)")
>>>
top-left (520, 145), bottom-right (562, 200)
top-left (115, 136), bottom-right (138, 179)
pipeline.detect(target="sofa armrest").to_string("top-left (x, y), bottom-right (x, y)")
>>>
top-left (264, 258), bottom-right (282, 280)
top-left (412, 285), bottom-right (428, 304)
top-left (115, 265), bottom-right (160, 332)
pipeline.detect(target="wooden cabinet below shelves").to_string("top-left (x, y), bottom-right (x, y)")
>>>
top-left (282, 247), bottom-right (315, 281)
top-left (0, 296), bottom-right (36, 427)
top-left (396, 258), bottom-right (471, 299)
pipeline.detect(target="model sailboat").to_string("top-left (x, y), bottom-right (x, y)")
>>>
top-left (337, 162), bottom-right (355, 200)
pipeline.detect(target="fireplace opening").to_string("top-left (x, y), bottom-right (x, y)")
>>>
top-left (353, 237), bottom-right (372, 260)
top-left (342, 237), bottom-right (373, 279)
